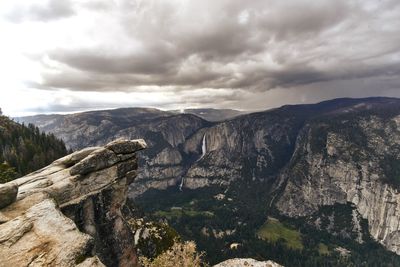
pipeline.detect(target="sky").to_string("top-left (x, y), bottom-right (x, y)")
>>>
top-left (1, 0), bottom-right (400, 116)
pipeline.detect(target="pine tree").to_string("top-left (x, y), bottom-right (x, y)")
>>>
top-left (0, 162), bottom-right (17, 183)
top-left (0, 114), bottom-right (68, 183)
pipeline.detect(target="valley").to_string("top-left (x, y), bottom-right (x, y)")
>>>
top-left (16, 97), bottom-right (400, 266)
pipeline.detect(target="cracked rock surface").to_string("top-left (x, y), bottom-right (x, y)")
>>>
top-left (0, 139), bottom-right (146, 267)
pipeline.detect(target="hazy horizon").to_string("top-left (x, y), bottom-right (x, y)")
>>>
top-left (9, 95), bottom-right (399, 118)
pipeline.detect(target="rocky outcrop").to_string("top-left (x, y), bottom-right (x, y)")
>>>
top-left (213, 258), bottom-right (283, 267)
top-left (0, 139), bottom-right (146, 267)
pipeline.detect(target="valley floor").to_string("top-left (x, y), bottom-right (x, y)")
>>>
top-left (134, 180), bottom-right (400, 267)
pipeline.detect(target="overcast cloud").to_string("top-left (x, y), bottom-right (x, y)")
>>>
top-left (0, 0), bottom-right (400, 116)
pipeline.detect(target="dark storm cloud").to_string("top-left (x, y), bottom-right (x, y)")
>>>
top-left (49, 48), bottom-right (178, 75)
top-left (254, 1), bottom-right (350, 40)
top-left (38, 0), bottom-right (400, 93)
top-left (4, 0), bottom-right (400, 113)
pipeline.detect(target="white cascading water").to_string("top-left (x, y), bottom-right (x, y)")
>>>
top-left (179, 134), bottom-right (207, 191)
top-left (201, 134), bottom-right (206, 158)
top-left (179, 177), bottom-right (184, 191)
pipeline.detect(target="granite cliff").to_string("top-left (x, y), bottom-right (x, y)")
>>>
top-left (275, 99), bottom-right (400, 254)
top-left (0, 139), bottom-right (146, 267)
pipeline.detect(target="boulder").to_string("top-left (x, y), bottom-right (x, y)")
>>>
top-left (214, 258), bottom-right (283, 267)
top-left (70, 147), bottom-right (119, 176)
top-left (105, 138), bottom-right (147, 154)
top-left (0, 183), bottom-right (18, 209)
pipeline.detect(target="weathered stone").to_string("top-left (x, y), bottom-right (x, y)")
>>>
top-left (0, 183), bottom-right (18, 209)
top-left (117, 157), bottom-right (138, 179)
top-left (105, 138), bottom-right (147, 154)
top-left (126, 170), bottom-right (138, 185)
top-left (70, 148), bottom-right (119, 176)
top-left (0, 139), bottom-right (146, 267)
top-left (118, 152), bottom-right (137, 162)
top-left (54, 146), bottom-right (101, 167)
top-left (0, 192), bottom-right (49, 223)
top-left (76, 256), bottom-right (106, 267)
top-left (0, 199), bottom-right (93, 267)
top-left (214, 258), bottom-right (283, 267)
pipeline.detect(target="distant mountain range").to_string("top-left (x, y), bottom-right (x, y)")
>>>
top-left (16, 97), bottom-right (400, 265)
top-left (170, 108), bottom-right (246, 121)
top-left (16, 108), bottom-right (244, 131)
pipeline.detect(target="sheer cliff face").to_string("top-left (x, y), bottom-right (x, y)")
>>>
top-left (182, 112), bottom-right (303, 189)
top-left (0, 139), bottom-right (146, 267)
top-left (123, 114), bottom-right (209, 197)
top-left (276, 103), bottom-right (400, 254)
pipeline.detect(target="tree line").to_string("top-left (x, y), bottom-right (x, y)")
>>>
top-left (0, 113), bottom-right (69, 183)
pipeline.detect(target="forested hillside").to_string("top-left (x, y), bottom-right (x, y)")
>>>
top-left (0, 111), bottom-right (68, 183)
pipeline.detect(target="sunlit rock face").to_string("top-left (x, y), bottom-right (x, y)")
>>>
top-left (0, 139), bottom-right (146, 267)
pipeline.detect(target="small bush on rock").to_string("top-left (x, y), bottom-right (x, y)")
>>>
top-left (139, 240), bottom-right (208, 267)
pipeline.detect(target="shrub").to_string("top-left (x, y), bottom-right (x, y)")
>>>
top-left (139, 240), bottom-right (207, 267)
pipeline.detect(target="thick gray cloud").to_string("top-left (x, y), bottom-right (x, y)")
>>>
top-left (2, 0), bottom-right (400, 115)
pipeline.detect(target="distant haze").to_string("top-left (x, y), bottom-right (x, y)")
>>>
top-left (1, 0), bottom-right (400, 116)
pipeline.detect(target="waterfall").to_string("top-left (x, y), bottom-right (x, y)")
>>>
top-left (179, 177), bottom-right (184, 191)
top-left (179, 135), bottom-right (207, 191)
top-left (201, 134), bottom-right (206, 158)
